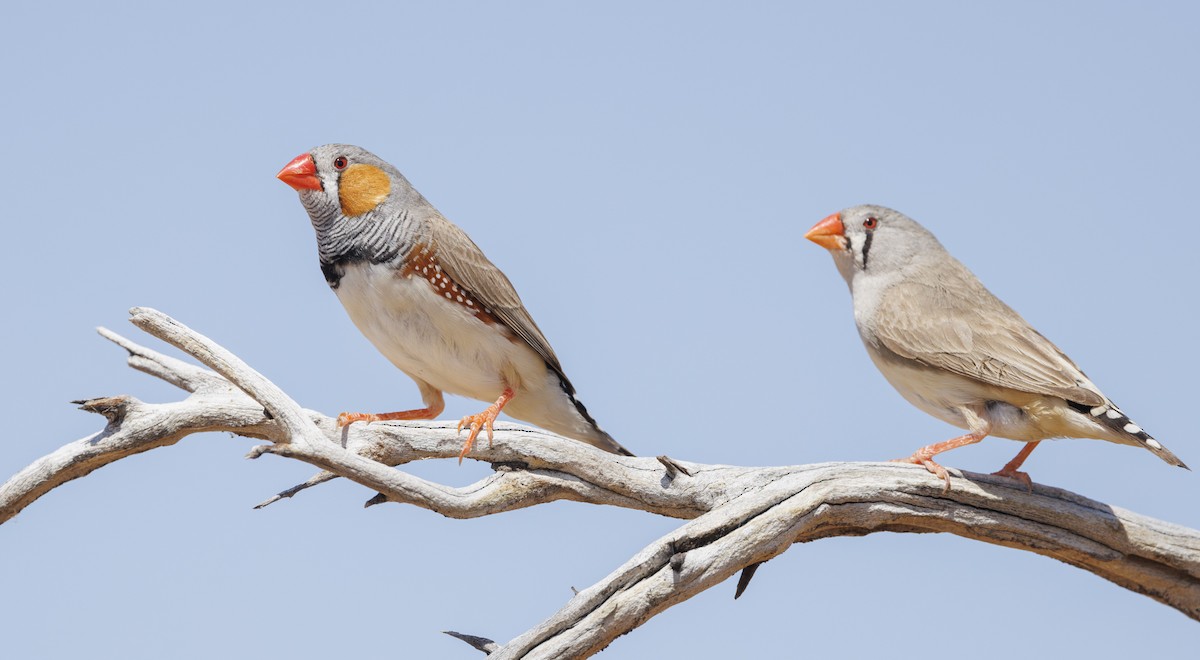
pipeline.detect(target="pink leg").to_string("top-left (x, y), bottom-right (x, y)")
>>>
top-left (456, 387), bottom-right (515, 464)
top-left (333, 393), bottom-right (446, 429)
top-left (991, 441), bottom-right (1040, 491)
top-left (337, 407), bottom-right (440, 427)
top-left (892, 433), bottom-right (986, 492)
top-left (336, 391), bottom-right (446, 428)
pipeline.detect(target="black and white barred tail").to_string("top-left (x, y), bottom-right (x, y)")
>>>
top-left (1069, 401), bottom-right (1188, 469)
top-left (556, 376), bottom-right (634, 457)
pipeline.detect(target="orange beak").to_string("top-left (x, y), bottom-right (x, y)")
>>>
top-left (276, 153), bottom-right (322, 191)
top-left (804, 212), bottom-right (847, 250)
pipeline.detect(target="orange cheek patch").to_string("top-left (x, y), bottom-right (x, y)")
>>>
top-left (338, 164), bottom-right (391, 216)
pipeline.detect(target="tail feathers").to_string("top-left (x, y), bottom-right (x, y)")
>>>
top-left (571, 420), bottom-right (634, 456)
top-left (1069, 400), bottom-right (1188, 469)
top-left (561, 380), bottom-right (634, 456)
top-left (594, 429), bottom-right (635, 457)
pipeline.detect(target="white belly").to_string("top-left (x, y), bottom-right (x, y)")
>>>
top-left (865, 343), bottom-right (1047, 441)
top-left (333, 261), bottom-right (545, 401)
top-left (868, 348), bottom-right (975, 429)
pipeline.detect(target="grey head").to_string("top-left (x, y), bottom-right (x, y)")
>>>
top-left (806, 204), bottom-right (951, 291)
top-left (277, 143), bottom-right (437, 285)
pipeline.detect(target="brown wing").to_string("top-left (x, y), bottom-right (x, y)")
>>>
top-left (872, 261), bottom-right (1106, 407)
top-left (427, 216), bottom-right (574, 390)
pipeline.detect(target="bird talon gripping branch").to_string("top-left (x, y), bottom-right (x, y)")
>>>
top-left (456, 388), bottom-right (513, 462)
top-left (456, 422), bottom-right (480, 463)
top-left (891, 453), bottom-right (952, 491)
top-left (925, 461), bottom-right (952, 492)
top-left (992, 468), bottom-right (1034, 492)
top-left (337, 412), bottom-right (370, 427)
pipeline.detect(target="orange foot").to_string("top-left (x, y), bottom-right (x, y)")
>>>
top-left (456, 387), bottom-right (515, 464)
top-left (891, 453), bottom-right (953, 491)
top-left (990, 441), bottom-right (1040, 492)
top-left (891, 433), bottom-right (986, 493)
top-left (336, 403), bottom-right (445, 428)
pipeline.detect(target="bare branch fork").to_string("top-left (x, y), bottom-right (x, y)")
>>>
top-left (2, 308), bottom-right (1198, 658)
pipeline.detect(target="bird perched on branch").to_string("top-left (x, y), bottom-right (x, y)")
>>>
top-left (277, 144), bottom-right (632, 462)
top-left (804, 204), bottom-right (1186, 490)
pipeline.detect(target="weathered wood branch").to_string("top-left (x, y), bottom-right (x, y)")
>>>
top-left (1, 308), bottom-right (1197, 658)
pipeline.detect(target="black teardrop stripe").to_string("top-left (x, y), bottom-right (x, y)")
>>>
top-left (861, 228), bottom-right (874, 270)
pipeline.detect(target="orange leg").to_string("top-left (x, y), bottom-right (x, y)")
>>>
top-left (337, 392), bottom-right (446, 428)
top-left (456, 387), bottom-right (515, 464)
top-left (991, 441), bottom-right (1040, 491)
top-left (891, 433), bottom-right (986, 492)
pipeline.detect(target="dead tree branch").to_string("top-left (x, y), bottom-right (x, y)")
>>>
top-left (2, 308), bottom-right (1197, 658)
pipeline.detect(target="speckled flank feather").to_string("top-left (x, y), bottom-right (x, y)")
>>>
top-left (401, 244), bottom-right (500, 324)
top-left (399, 240), bottom-right (632, 456)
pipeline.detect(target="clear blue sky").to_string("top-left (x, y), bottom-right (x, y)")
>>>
top-left (2, 2), bottom-right (1197, 657)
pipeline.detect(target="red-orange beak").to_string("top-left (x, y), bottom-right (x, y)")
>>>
top-left (276, 153), bottom-right (321, 191)
top-left (804, 212), bottom-right (847, 250)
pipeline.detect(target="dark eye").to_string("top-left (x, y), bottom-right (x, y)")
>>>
top-left (333, 156), bottom-right (348, 170)
top-left (863, 217), bottom-right (878, 230)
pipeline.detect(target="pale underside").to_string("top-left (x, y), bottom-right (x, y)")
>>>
top-left (333, 261), bottom-right (608, 446)
top-left (864, 268), bottom-right (1134, 446)
top-left (865, 345), bottom-right (1131, 445)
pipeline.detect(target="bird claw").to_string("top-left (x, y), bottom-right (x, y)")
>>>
top-left (891, 454), bottom-right (953, 493)
top-left (991, 467), bottom-right (1033, 492)
top-left (889, 433), bottom-right (984, 493)
top-left (992, 441), bottom-right (1039, 492)
top-left (456, 406), bottom-right (499, 463)
top-left (337, 412), bottom-right (373, 427)
top-left (335, 405), bottom-right (444, 429)
top-left (454, 387), bottom-right (515, 464)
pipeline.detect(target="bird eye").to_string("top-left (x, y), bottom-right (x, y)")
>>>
top-left (863, 217), bottom-right (878, 230)
top-left (333, 156), bottom-right (348, 170)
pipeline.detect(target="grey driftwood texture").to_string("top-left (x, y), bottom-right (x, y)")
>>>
top-left (1, 308), bottom-right (1198, 658)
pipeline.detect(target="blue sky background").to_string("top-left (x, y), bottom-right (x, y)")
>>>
top-left (2, 2), bottom-right (1198, 657)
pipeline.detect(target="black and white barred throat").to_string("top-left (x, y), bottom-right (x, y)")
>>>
top-left (302, 191), bottom-right (418, 279)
